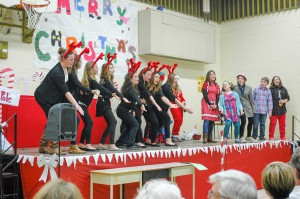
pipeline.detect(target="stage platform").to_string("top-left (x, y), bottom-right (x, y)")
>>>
top-left (13, 140), bottom-right (292, 199)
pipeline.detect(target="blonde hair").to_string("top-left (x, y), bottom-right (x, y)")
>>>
top-left (100, 63), bottom-right (114, 84)
top-left (81, 61), bottom-right (96, 90)
top-left (33, 178), bottom-right (83, 199)
top-left (262, 161), bottom-right (295, 198)
top-left (148, 72), bottom-right (162, 94)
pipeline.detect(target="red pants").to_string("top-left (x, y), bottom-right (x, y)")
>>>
top-left (269, 114), bottom-right (286, 139)
top-left (170, 107), bottom-right (183, 136)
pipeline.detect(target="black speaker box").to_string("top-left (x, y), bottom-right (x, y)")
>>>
top-left (45, 103), bottom-right (77, 141)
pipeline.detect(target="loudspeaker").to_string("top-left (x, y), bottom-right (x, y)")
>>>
top-left (45, 103), bottom-right (77, 141)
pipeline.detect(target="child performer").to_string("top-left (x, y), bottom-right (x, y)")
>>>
top-left (78, 53), bottom-right (118, 151)
top-left (269, 76), bottom-right (289, 140)
top-left (169, 74), bottom-right (190, 142)
top-left (96, 53), bottom-right (130, 150)
top-left (252, 77), bottom-right (273, 141)
top-left (201, 70), bottom-right (220, 143)
top-left (161, 64), bottom-right (192, 146)
top-left (116, 59), bottom-right (146, 149)
top-left (218, 81), bottom-right (244, 143)
top-left (34, 45), bottom-right (84, 155)
top-left (148, 65), bottom-right (178, 146)
top-left (137, 62), bottom-right (163, 147)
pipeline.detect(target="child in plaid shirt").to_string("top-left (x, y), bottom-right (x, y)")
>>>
top-left (252, 77), bottom-right (273, 141)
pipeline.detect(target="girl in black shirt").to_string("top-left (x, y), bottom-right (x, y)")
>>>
top-left (117, 72), bottom-right (146, 149)
top-left (149, 72), bottom-right (177, 146)
top-left (96, 62), bottom-right (129, 151)
top-left (78, 61), bottom-right (117, 151)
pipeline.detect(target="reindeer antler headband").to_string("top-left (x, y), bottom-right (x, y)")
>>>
top-left (128, 58), bottom-right (142, 77)
top-left (92, 52), bottom-right (105, 68)
top-left (104, 53), bottom-right (117, 70)
top-left (63, 41), bottom-right (82, 58)
top-left (166, 63), bottom-right (178, 78)
top-left (75, 47), bottom-right (90, 62)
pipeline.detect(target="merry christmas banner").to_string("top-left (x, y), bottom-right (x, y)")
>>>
top-left (34, 0), bottom-right (139, 77)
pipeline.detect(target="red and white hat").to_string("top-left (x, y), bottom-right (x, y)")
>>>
top-left (237, 73), bottom-right (247, 81)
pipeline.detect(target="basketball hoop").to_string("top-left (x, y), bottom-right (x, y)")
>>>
top-left (21, 0), bottom-right (50, 29)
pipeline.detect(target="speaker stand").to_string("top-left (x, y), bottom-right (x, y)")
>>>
top-left (58, 134), bottom-right (61, 178)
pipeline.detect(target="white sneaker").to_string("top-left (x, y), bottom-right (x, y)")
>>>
top-left (246, 137), bottom-right (257, 142)
top-left (239, 136), bottom-right (246, 143)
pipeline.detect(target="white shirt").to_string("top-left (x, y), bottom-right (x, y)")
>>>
top-left (289, 185), bottom-right (300, 199)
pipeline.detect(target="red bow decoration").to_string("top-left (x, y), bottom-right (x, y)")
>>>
top-left (75, 47), bottom-right (90, 62)
top-left (128, 58), bottom-right (142, 77)
top-left (104, 53), bottom-right (117, 70)
top-left (166, 63), bottom-right (178, 77)
top-left (92, 52), bottom-right (105, 68)
top-left (63, 41), bottom-right (82, 58)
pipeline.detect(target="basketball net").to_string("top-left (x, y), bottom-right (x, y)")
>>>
top-left (21, 0), bottom-right (50, 29)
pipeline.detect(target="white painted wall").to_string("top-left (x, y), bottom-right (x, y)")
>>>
top-left (0, 1), bottom-right (217, 140)
top-left (220, 10), bottom-right (300, 138)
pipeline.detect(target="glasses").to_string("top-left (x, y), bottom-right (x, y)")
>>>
top-left (207, 190), bottom-right (227, 198)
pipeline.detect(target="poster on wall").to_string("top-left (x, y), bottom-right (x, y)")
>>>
top-left (34, 0), bottom-right (140, 77)
top-left (197, 76), bottom-right (205, 92)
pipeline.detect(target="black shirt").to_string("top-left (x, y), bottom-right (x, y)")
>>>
top-left (118, 86), bottom-right (143, 111)
top-left (64, 70), bottom-right (92, 102)
top-left (35, 62), bottom-right (69, 105)
top-left (161, 83), bottom-right (176, 110)
top-left (79, 77), bottom-right (112, 107)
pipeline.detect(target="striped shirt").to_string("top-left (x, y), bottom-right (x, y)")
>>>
top-left (253, 86), bottom-right (273, 114)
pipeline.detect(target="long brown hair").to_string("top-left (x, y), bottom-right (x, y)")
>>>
top-left (148, 72), bottom-right (162, 94)
top-left (121, 73), bottom-right (139, 96)
top-left (205, 70), bottom-right (217, 83)
top-left (270, 76), bottom-right (283, 88)
top-left (81, 61), bottom-right (96, 90)
top-left (100, 63), bottom-right (114, 84)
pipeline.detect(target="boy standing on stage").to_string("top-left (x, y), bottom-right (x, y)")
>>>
top-left (252, 77), bottom-right (273, 141)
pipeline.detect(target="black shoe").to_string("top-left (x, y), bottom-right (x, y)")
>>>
top-left (150, 143), bottom-right (160, 147)
top-left (97, 16), bottom-right (101, 20)
top-left (89, 13), bottom-right (94, 18)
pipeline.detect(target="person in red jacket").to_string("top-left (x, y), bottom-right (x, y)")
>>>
top-left (170, 75), bottom-right (187, 142)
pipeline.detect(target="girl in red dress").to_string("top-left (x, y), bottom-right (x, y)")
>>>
top-left (201, 70), bottom-right (220, 143)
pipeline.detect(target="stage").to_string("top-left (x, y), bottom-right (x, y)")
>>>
top-left (14, 140), bottom-right (292, 199)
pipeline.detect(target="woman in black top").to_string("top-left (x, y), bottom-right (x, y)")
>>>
top-left (96, 62), bottom-right (129, 150)
top-left (34, 47), bottom-right (85, 155)
top-left (135, 68), bottom-right (163, 147)
top-left (78, 61), bottom-right (116, 151)
top-left (149, 72), bottom-right (178, 146)
top-left (116, 72), bottom-right (146, 150)
top-left (64, 50), bottom-right (99, 154)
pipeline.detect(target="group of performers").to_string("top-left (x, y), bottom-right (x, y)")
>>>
top-left (201, 70), bottom-right (290, 144)
top-left (35, 44), bottom-right (290, 155)
top-left (35, 44), bottom-right (193, 154)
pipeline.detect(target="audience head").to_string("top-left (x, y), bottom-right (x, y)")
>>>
top-left (290, 148), bottom-right (300, 182)
top-left (262, 161), bottom-right (295, 199)
top-left (208, 169), bottom-right (257, 199)
top-left (33, 178), bottom-right (83, 199)
top-left (135, 179), bottom-right (182, 199)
